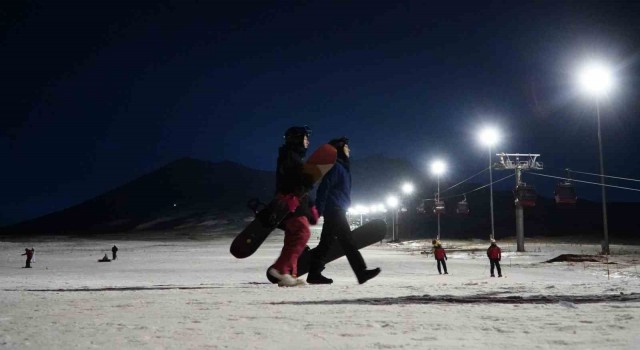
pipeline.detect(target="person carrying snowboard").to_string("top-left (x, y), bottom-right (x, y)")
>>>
top-left (268, 126), bottom-right (319, 287)
top-left (433, 241), bottom-right (448, 275)
top-left (21, 248), bottom-right (34, 268)
top-left (487, 239), bottom-right (502, 277)
top-left (307, 137), bottom-right (381, 285)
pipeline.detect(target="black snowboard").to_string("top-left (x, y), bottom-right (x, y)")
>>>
top-left (266, 219), bottom-right (387, 283)
top-left (230, 144), bottom-right (336, 259)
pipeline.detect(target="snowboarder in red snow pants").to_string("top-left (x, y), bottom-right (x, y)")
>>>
top-left (268, 126), bottom-right (319, 287)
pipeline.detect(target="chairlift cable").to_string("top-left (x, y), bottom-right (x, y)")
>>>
top-left (427, 173), bottom-right (515, 201)
top-left (440, 167), bottom-right (490, 194)
top-left (544, 166), bottom-right (640, 183)
top-left (527, 172), bottom-right (640, 192)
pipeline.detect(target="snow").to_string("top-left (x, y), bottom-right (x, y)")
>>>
top-left (1, 230), bottom-right (639, 349)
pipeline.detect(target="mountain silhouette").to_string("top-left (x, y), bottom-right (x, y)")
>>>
top-left (1, 157), bottom-right (275, 235)
top-left (2, 155), bottom-right (638, 242)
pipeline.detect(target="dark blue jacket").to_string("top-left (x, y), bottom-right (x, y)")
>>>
top-left (315, 159), bottom-right (351, 215)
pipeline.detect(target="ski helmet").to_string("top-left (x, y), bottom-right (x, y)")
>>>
top-left (328, 137), bottom-right (349, 149)
top-left (284, 125), bottom-right (311, 145)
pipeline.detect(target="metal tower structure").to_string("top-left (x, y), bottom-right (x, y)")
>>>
top-left (494, 153), bottom-right (543, 252)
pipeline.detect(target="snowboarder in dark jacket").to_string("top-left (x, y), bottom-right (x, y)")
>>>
top-left (268, 126), bottom-right (319, 287)
top-left (433, 242), bottom-right (448, 274)
top-left (487, 239), bottom-right (502, 277)
top-left (112, 245), bottom-right (118, 260)
top-left (21, 248), bottom-right (34, 268)
top-left (308, 137), bottom-right (381, 285)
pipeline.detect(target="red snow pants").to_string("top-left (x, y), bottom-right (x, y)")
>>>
top-left (272, 216), bottom-right (311, 277)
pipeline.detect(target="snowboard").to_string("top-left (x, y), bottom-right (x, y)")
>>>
top-left (230, 144), bottom-right (337, 259)
top-left (266, 219), bottom-right (387, 283)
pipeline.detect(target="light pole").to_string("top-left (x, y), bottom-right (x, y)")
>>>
top-left (400, 182), bottom-right (415, 240)
top-left (578, 62), bottom-right (614, 255)
top-left (386, 195), bottom-right (399, 241)
top-left (479, 127), bottom-right (500, 240)
top-left (430, 160), bottom-right (446, 240)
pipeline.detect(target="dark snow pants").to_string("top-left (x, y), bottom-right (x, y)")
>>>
top-left (490, 259), bottom-right (502, 276)
top-left (436, 259), bottom-right (447, 274)
top-left (310, 208), bottom-right (366, 275)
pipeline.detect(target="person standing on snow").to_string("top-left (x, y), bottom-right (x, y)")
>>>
top-left (268, 126), bottom-right (319, 287)
top-left (433, 241), bottom-right (448, 275)
top-left (487, 239), bottom-right (502, 277)
top-left (112, 245), bottom-right (118, 260)
top-left (21, 248), bottom-right (34, 268)
top-left (307, 137), bottom-right (381, 285)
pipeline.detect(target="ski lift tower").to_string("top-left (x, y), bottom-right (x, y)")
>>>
top-left (495, 153), bottom-right (543, 252)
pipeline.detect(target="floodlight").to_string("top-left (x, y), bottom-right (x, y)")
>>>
top-left (430, 160), bottom-right (446, 175)
top-left (478, 127), bottom-right (500, 147)
top-left (401, 182), bottom-right (415, 195)
top-left (386, 195), bottom-right (399, 208)
top-left (578, 62), bottom-right (614, 97)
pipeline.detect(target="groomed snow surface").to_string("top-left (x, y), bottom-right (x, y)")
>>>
top-left (2, 229), bottom-right (639, 350)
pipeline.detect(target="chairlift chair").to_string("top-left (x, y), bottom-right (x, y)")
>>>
top-left (434, 200), bottom-right (446, 215)
top-left (456, 197), bottom-right (470, 215)
top-left (555, 182), bottom-right (577, 205)
top-left (514, 183), bottom-right (537, 207)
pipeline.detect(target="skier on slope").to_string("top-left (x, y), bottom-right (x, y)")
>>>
top-left (267, 126), bottom-right (319, 287)
top-left (433, 241), bottom-right (448, 275)
top-left (487, 239), bottom-right (502, 277)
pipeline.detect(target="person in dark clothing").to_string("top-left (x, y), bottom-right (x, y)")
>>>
top-left (308, 137), bottom-right (381, 285)
top-left (487, 239), bottom-right (502, 277)
top-left (21, 248), bottom-right (34, 268)
top-left (112, 245), bottom-right (118, 260)
top-left (433, 241), bottom-right (448, 274)
top-left (268, 126), bottom-right (319, 287)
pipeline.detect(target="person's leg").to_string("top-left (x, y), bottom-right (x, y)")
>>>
top-left (496, 261), bottom-right (502, 277)
top-left (490, 260), bottom-right (495, 277)
top-left (331, 211), bottom-right (366, 274)
top-left (272, 216), bottom-right (311, 277)
top-left (442, 259), bottom-right (448, 274)
top-left (308, 214), bottom-right (337, 279)
top-left (26, 258), bottom-right (31, 268)
top-left (437, 260), bottom-right (442, 274)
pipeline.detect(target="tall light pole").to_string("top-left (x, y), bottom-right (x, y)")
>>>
top-left (430, 160), bottom-right (446, 240)
top-left (578, 62), bottom-right (614, 255)
top-left (400, 182), bottom-right (415, 240)
top-left (479, 127), bottom-right (500, 240)
top-left (386, 195), bottom-right (399, 241)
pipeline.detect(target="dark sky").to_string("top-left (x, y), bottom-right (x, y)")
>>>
top-left (2, 0), bottom-right (640, 225)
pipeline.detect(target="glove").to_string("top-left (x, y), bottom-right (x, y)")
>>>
top-left (277, 194), bottom-right (300, 213)
top-left (308, 205), bottom-right (319, 225)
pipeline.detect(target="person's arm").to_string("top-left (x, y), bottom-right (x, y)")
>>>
top-left (315, 167), bottom-right (336, 216)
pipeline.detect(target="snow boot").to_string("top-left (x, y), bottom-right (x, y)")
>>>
top-left (278, 274), bottom-right (305, 287)
top-left (307, 271), bottom-right (333, 284)
top-left (356, 267), bottom-right (381, 284)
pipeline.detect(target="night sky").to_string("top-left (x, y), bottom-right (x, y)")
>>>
top-left (2, 1), bottom-right (640, 225)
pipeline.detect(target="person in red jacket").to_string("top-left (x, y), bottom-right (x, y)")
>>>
top-left (433, 241), bottom-right (448, 275)
top-left (21, 248), bottom-right (34, 268)
top-left (268, 126), bottom-right (319, 287)
top-left (486, 239), bottom-right (502, 277)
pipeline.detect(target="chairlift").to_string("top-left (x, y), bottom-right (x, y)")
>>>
top-left (434, 200), bottom-right (446, 215)
top-left (514, 183), bottom-right (537, 207)
top-left (456, 195), bottom-right (470, 215)
top-left (555, 181), bottom-right (577, 205)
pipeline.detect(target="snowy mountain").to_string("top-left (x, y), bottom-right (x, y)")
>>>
top-left (2, 155), bottom-right (639, 241)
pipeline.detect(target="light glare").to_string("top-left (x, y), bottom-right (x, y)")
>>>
top-left (431, 160), bottom-right (446, 175)
top-left (578, 62), bottom-right (614, 97)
